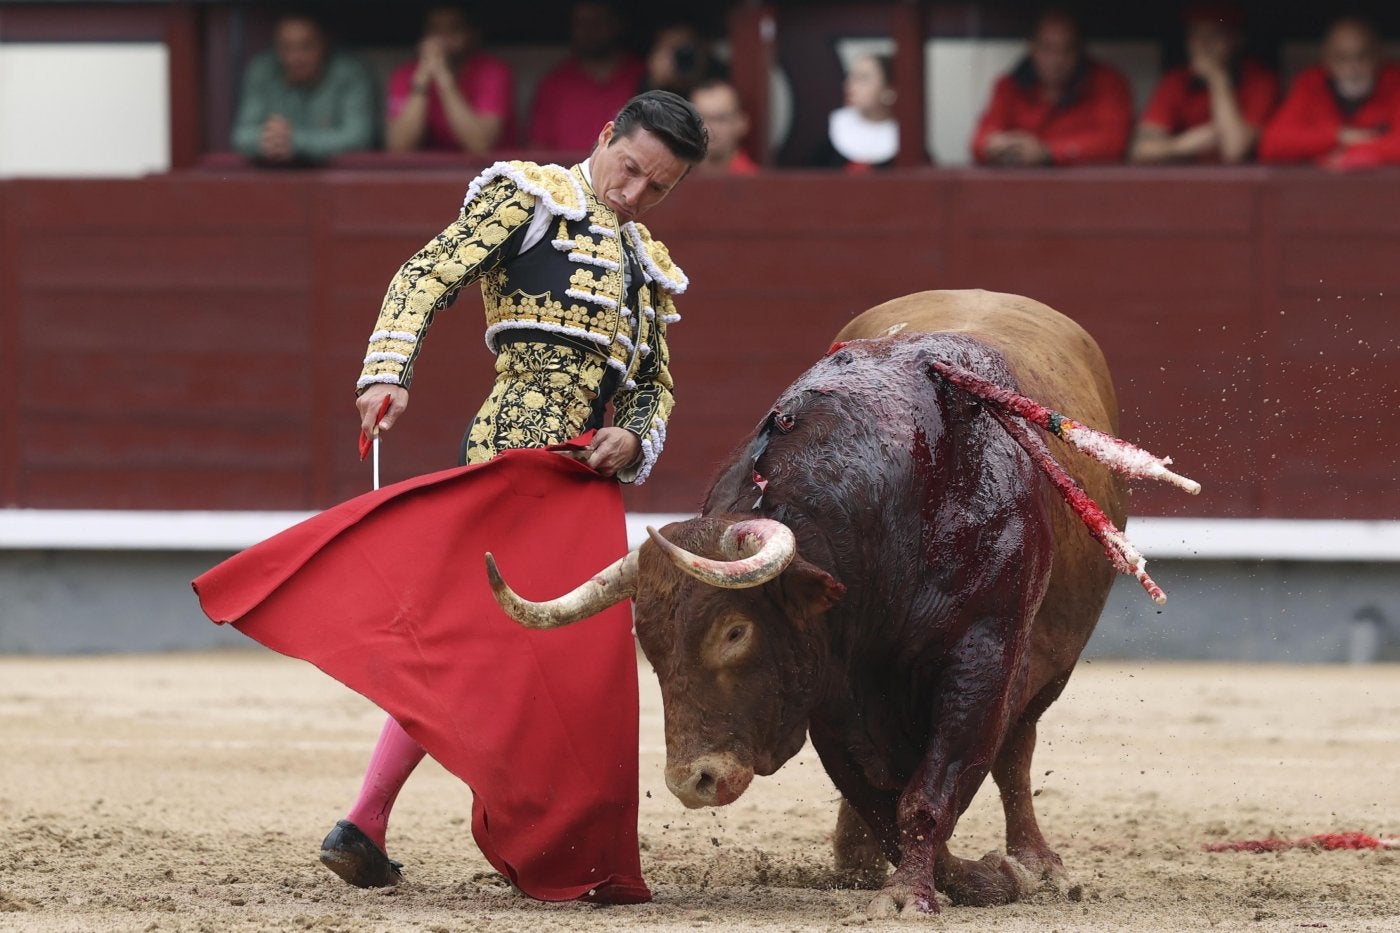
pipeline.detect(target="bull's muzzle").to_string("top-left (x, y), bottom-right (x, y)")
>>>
top-left (665, 752), bottom-right (755, 808)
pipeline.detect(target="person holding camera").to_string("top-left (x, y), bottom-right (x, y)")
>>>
top-left (638, 22), bottom-right (725, 98)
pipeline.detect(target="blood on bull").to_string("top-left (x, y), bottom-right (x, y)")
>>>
top-left (486, 289), bottom-right (1198, 915)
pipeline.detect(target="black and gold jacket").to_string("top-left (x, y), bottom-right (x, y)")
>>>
top-left (357, 160), bottom-right (687, 483)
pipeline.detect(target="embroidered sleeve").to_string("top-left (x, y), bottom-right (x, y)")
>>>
top-left (357, 178), bottom-right (537, 391)
top-left (612, 290), bottom-right (677, 485)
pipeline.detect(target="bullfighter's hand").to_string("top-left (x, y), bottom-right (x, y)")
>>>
top-left (357, 385), bottom-right (409, 437)
top-left (584, 427), bottom-right (642, 478)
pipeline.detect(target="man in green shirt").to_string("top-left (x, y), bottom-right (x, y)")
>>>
top-left (232, 13), bottom-right (377, 164)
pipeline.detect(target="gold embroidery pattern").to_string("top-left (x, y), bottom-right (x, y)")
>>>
top-left (359, 179), bottom-right (536, 390)
top-left (481, 173), bottom-right (627, 357)
top-left (613, 309), bottom-right (674, 437)
top-left (567, 231), bottom-right (623, 267)
top-left (627, 222), bottom-right (688, 293)
top-left (482, 287), bottom-right (573, 326)
top-left (357, 161), bottom-right (679, 481)
top-left (463, 341), bottom-right (609, 465)
top-left (501, 161), bottom-right (585, 217)
top-left (567, 266), bottom-right (618, 299)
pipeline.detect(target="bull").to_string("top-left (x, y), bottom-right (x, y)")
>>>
top-left (485, 289), bottom-right (1195, 914)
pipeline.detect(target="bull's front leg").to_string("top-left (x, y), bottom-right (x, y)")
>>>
top-left (867, 623), bottom-right (1034, 917)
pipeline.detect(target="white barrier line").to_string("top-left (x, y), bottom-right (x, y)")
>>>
top-left (1, 511), bottom-right (1399, 561)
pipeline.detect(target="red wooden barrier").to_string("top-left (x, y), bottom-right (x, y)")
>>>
top-left (3, 167), bottom-right (1398, 519)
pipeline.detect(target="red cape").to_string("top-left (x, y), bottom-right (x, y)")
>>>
top-left (192, 443), bottom-right (649, 904)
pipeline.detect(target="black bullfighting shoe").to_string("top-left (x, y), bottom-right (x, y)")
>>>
top-left (318, 820), bottom-right (404, 888)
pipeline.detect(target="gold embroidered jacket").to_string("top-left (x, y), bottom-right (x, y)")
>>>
top-left (356, 160), bottom-right (687, 483)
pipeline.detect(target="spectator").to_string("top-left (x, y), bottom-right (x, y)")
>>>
top-left (690, 78), bottom-right (758, 174)
top-left (385, 4), bottom-right (515, 154)
top-left (527, 1), bottom-right (645, 151)
top-left (638, 22), bottom-right (725, 98)
top-left (972, 10), bottom-right (1133, 166)
top-left (1131, 3), bottom-right (1279, 164)
top-left (814, 53), bottom-right (900, 171)
top-left (1259, 16), bottom-right (1400, 169)
top-left (232, 12), bottom-right (376, 164)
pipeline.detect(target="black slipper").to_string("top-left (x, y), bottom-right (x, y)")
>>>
top-left (318, 820), bottom-right (404, 888)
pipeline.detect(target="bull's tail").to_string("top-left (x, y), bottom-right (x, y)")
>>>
top-left (929, 360), bottom-right (1201, 606)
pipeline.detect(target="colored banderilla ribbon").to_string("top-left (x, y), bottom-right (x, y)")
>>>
top-left (930, 360), bottom-right (1201, 606)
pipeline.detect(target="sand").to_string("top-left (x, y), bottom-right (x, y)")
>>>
top-left (1, 650), bottom-right (1397, 932)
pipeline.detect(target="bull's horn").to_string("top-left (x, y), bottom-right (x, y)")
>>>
top-left (485, 549), bottom-right (638, 629)
top-left (646, 519), bottom-right (796, 589)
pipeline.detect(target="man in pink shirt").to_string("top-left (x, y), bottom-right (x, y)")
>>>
top-left (386, 4), bottom-right (515, 154)
top-left (527, 1), bottom-right (645, 152)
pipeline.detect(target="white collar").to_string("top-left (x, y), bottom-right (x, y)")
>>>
top-left (828, 106), bottom-right (899, 165)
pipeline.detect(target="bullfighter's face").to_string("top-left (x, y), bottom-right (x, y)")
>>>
top-left (633, 521), bottom-right (843, 809)
top-left (588, 124), bottom-right (689, 224)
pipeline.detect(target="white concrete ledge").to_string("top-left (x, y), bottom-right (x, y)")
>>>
top-left (0, 510), bottom-right (1398, 561)
top-left (1123, 518), bottom-right (1400, 562)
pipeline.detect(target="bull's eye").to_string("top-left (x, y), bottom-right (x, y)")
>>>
top-left (707, 618), bottom-right (753, 667)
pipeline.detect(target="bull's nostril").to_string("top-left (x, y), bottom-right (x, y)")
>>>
top-left (693, 770), bottom-right (717, 798)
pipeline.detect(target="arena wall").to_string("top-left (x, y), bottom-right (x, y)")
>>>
top-left (0, 168), bottom-right (1396, 518)
top-left (1, 167), bottom-right (1398, 657)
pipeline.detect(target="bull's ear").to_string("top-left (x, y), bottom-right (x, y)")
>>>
top-left (776, 557), bottom-right (845, 625)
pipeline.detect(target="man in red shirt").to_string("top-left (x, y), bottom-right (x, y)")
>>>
top-left (690, 78), bottom-right (759, 175)
top-left (972, 10), bottom-right (1133, 167)
top-left (1259, 16), bottom-right (1400, 170)
top-left (1131, 4), bottom-right (1279, 164)
top-left (527, 1), bottom-right (645, 152)
top-left (385, 5), bottom-right (515, 154)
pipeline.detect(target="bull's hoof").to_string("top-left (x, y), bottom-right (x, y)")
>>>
top-left (867, 880), bottom-right (938, 917)
top-left (318, 820), bottom-right (403, 888)
top-left (1008, 844), bottom-right (1066, 883)
top-left (944, 852), bottom-right (1036, 907)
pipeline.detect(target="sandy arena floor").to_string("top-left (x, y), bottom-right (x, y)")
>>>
top-left (1, 650), bottom-right (1397, 932)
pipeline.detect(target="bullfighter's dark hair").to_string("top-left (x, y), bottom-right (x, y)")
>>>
top-left (610, 90), bottom-right (710, 164)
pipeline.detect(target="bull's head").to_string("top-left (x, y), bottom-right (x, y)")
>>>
top-left (485, 517), bottom-right (844, 809)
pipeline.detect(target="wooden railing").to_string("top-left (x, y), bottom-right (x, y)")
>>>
top-left (2, 166), bottom-right (1397, 518)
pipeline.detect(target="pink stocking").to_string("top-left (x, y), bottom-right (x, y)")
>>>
top-left (343, 716), bottom-right (426, 852)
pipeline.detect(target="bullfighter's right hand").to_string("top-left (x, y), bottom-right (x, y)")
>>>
top-left (357, 385), bottom-right (409, 437)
